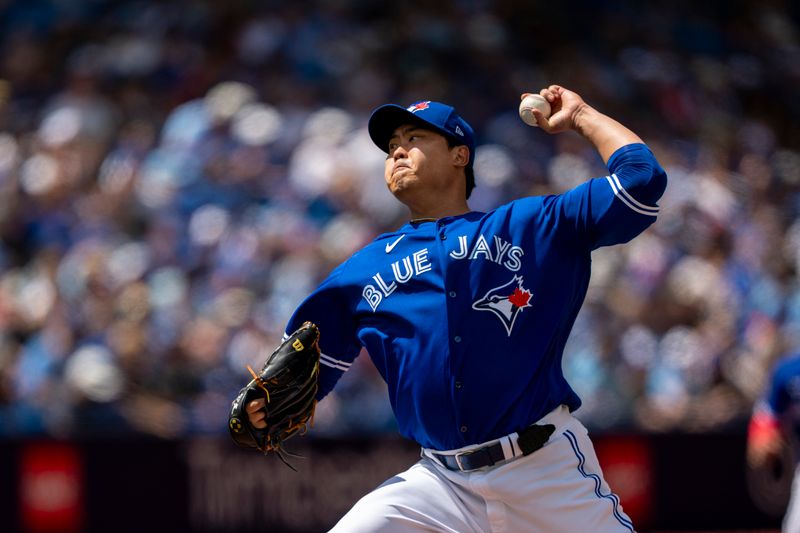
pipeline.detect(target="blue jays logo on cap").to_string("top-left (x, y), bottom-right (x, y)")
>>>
top-left (368, 100), bottom-right (475, 166)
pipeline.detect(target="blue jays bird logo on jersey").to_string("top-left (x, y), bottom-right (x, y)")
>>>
top-left (472, 275), bottom-right (533, 336)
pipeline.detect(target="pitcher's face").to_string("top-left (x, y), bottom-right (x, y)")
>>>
top-left (384, 125), bottom-right (462, 202)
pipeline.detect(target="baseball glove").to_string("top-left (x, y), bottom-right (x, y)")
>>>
top-left (228, 321), bottom-right (320, 467)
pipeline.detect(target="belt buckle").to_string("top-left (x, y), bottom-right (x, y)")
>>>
top-left (454, 449), bottom-right (480, 472)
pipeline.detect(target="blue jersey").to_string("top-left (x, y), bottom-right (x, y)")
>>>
top-left (763, 354), bottom-right (800, 440)
top-left (285, 143), bottom-right (667, 450)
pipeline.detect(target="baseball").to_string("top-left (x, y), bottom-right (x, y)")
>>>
top-left (519, 94), bottom-right (551, 127)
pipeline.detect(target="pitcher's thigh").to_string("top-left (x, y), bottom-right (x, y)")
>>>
top-left (329, 460), bottom-right (486, 533)
top-left (490, 426), bottom-right (635, 533)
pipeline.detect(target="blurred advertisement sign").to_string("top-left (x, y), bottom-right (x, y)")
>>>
top-left (19, 442), bottom-right (84, 533)
top-left (186, 437), bottom-right (419, 532)
top-left (595, 435), bottom-right (654, 528)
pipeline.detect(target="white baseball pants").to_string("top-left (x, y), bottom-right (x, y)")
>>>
top-left (783, 464), bottom-right (800, 532)
top-left (329, 405), bottom-right (634, 533)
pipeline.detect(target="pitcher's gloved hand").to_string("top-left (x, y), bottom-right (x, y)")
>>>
top-left (228, 322), bottom-right (320, 466)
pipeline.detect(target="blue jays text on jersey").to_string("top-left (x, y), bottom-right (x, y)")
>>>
top-left (285, 143), bottom-right (667, 451)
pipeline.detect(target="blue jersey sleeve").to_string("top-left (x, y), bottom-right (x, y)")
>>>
top-left (766, 357), bottom-right (800, 416)
top-left (285, 262), bottom-right (362, 400)
top-left (767, 377), bottom-right (789, 416)
top-left (556, 143), bottom-right (667, 250)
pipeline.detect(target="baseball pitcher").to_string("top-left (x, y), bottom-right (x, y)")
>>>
top-left (237, 85), bottom-right (667, 532)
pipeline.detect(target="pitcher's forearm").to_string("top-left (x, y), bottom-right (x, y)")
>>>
top-left (572, 103), bottom-right (644, 164)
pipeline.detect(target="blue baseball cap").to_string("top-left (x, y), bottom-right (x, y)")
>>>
top-left (368, 101), bottom-right (476, 195)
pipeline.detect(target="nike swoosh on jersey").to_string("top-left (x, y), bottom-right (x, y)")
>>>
top-left (385, 234), bottom-right (405, 253)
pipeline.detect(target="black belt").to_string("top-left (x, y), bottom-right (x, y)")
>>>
top-left (432, 424), bottom-right (556, 472)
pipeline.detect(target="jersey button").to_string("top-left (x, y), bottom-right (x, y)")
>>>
top-left (460, 426), bottom-right (468, 433)
top-left (439, 231), bottom-right (446, 240)
top-left (454, 336), bottom-right (462, 343)
top-left (455, 381), bottom-right (462, 389)
top-left (448, 291), bottom-right (456, 298)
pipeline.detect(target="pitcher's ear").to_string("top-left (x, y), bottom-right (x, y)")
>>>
top-left (452, 145), bottom-right (469, 168)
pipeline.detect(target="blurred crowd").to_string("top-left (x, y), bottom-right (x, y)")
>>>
top-left (0, 0), bottom-right (799, 439)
